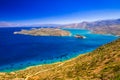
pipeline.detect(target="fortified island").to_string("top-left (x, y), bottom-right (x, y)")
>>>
top-left (14, 28), bottom-right (85, 38)
top-left (14, 28), bottom-right (71, 36)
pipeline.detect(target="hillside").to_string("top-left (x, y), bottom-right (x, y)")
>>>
top-left (59, 19), bottom-right (120, 35)
top-left (0, 38), bottom-right (120, 80)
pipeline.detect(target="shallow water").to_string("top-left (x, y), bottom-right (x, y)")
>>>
top-left (0, 27), bottom-right (118, 72)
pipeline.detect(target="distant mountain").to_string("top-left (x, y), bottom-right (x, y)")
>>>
top-left (0, 22), bottom-right (61, 28)
top-left (26, 24), bottom-right (61, 28)
top-left (1, 18), bottom-right (120, 35)
top-left (58, 19), bottom-right (120, 35)
top-left (0, 22), bottom-right (20, 27)
top-left (59, 19), bottom-right (120, 28)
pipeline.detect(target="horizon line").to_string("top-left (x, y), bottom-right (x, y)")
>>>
top-left (0, 18), bottom-right (120, 27)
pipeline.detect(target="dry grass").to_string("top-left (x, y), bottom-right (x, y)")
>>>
top-left (0, 38), bottom-right (120, 80)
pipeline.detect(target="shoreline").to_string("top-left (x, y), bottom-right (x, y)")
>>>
top-left (0, 28), bottom-right (118, 74)
top-left (90, 31), bottom-right (120, 37)
top-left (0, 31), bottom-right (118, 73)
top-left (7, 36), bottom-right (119, 73)
top-left (0, 52), bottom-right (88, 73)
top-left (15, 53), bottom-right (87, 73)
top-left (0, 38), bottom-right (119, 79)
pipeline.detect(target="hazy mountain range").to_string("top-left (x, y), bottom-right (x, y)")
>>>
top-left (0, 18), bottom-right (120, 35)
top-left (1, 18), bottom-right (120, 27)
top-left (0, 22), bottom-right (60, 27)
top-left (58, 19), bottom-right (120, 35)
top-left (59, 19), bottom-right (120, 28)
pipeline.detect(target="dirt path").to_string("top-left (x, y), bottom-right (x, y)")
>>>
top-left (25, 63), bottom-right (64, 80)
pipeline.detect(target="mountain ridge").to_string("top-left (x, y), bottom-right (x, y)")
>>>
top-left (58, 18), bottom-right (120, 35)
top-left (1, 18), bottom-right (120, 35)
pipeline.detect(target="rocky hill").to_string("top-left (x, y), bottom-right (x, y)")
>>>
top-left (59, 19), bottom-right (120, 35)
top-left (0, 38), bottom-right (120, 80)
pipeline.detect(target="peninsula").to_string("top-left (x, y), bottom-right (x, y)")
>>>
top-left (14, 28), bottom-right (71, 36)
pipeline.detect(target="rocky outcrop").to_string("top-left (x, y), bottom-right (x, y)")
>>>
top-left (14, 28), bottom-right (71, 36)
top-left (74, 34), bottom-right (86, 39)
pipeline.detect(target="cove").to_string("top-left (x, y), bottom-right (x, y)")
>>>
top-left (0, 27), bottom-right (118, 72)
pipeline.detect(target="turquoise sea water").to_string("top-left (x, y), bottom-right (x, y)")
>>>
top-left (0, 28), bottom-right (118, 72)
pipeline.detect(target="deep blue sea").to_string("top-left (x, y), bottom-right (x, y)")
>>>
top-left (0, 27), bottom-right (118, 72)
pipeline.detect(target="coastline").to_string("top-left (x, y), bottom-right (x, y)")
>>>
top-left (0, 52), bottom-right (88, 73)
top-left (90, 31), bottom-right (120, 37)
top-left (0, 32), bottom-right (119, 80)
top-left (10, 34), bottom-right (118, 73)
top-left (0, 29), bottom-right (118, 73)
top-left (15, 53), bottom-right (87, 73)
top-left (8, 36), bottom-right (119, 73)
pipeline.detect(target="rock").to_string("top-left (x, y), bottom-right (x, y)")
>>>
top-left (74, 34), bottom-right (86, 39)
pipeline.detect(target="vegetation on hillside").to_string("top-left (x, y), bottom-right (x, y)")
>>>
top-left (0, 38), bottom-right (120, 80)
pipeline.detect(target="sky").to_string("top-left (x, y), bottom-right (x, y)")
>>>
top-left (0, 0), bottom-right (120, 24)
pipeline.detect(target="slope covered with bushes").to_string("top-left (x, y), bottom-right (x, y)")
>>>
top-left (0, 38), bottom-right (120, 80)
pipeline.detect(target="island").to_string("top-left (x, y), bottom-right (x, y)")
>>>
top-left (14, 28), bottom-right (71, 36)
top-left (74, 34), bottom-right (86, 39)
